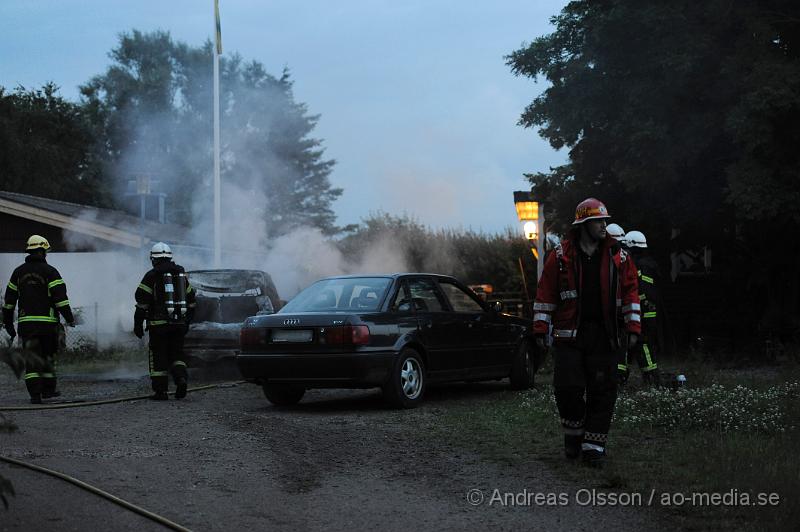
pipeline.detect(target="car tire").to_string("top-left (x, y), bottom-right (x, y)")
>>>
top-left (262, 383), bottom-right (305, 406)
top-left (509, 341), bottom-right (535, 390)
top-left (383, 348), bottom-right (426, 409)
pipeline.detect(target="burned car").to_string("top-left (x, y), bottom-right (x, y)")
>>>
top-left (184, 269), bottom-right (281, 364)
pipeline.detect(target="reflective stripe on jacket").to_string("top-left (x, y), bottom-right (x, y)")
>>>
top-left (532, 234), bottom-right (640, 346)
top-left (2, 254), bottom-right (74, 332)
top-left (134, 261), bottom-right (196, 327)
top-left (636, 255), bottom-right (661, 320)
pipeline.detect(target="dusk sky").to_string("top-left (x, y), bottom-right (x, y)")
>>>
top-left (0, 1), bottom-right (569, 235)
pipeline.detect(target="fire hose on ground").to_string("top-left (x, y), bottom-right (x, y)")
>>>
top-left (0, 454), bottom-right (192, 531)
top-left (0, 381), bottom-right (250, 529)
top-left (0, 381), bottom-right (246, 411)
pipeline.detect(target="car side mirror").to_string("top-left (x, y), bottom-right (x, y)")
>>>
top-left (490, 300), bottom-right (504, 313)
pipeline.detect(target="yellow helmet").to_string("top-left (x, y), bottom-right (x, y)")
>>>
top-left (26, 234), bottom-right (51, 251)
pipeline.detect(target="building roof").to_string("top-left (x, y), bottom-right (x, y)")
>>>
top-left (0, 191), bottom-right (201, 249)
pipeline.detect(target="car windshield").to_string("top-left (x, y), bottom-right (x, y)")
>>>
top-left (188, 270), bottom-right (273, 323)
top-left (280, 277), bottom-right (392, 313)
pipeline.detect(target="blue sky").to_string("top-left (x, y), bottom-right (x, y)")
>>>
top-left (0, 0), bottom-right (569, 235)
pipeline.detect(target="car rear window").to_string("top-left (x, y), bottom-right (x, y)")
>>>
top-left (189, 270), bottom-right (274, 322)
top-left (281, 278), bottom-right (392, 312)
top-left (189, 271), bottom-right (265, 294)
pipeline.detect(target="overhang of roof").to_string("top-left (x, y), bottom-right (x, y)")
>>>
top-left (0, 191), bottom-right (198, 248)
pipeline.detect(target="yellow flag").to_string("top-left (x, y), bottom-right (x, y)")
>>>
top-left (214, 0), bottom-right (222, 54)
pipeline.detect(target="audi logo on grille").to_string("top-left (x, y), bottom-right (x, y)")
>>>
top-left (283, 319), bottom-right (300, 326)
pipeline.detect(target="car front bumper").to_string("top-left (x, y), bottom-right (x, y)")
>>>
top-left (236, 350), bottom-right (396, 388)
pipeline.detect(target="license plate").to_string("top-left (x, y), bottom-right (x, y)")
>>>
top-left (271, 329), bottom-right (313, 343)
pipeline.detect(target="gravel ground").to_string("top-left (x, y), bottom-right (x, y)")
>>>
top-left (0, 366), bottom-right (664, 531)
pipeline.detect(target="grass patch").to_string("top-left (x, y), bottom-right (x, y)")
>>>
top-left (433, 361), bottom-right (800, 530)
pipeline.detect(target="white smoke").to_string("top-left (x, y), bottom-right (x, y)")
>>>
top-left (261, 226), bottom-right (408, 298)
top-left (44, 57), bottom-right (429, 348)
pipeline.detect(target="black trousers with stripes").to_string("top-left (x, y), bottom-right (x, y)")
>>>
top-left (21, 333), bottom-right (59, 398)
top-left (148, 326), bottom-right (188, 393)
top-left (553, 321), bottom-right (621, 448)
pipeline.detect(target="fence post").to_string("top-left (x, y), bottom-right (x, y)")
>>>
top-left (94, 301), bottom-right (99, 348)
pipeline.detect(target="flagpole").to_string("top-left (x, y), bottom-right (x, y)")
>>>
top-left (213, 0), bottom-right (222, 268)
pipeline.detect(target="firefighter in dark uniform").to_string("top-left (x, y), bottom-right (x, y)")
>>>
top-left (3, 235), bottom-right (75, 404)
top-left (533, 199), bottom-right (640, 466)
top-left (619, 230), bottom-right (662, 385)
top-left (134, 242), bottom-right (196, 400)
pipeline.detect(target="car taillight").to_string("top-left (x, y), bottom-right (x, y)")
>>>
top-left (350, 325), bottom-right (370, 345)
top-left (240, 327), bottom-right (265, 348)
top-left (320, 325), bottom-right (370, 346)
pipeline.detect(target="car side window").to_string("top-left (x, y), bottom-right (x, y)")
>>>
top-left (438, 282), bottom-right (485, 313)
top-left (406, 278), bottom-right (445, 312)
top-left (389, 282), bottom-right (413, 313)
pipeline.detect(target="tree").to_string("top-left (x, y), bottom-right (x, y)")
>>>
top-left (0, 83), bottom-right (109, 205)
top-left (508, 1), bottom-right (800, 335)
top-left (80, 30), bottom-right (343, 236)
top-left (338, 213), bottom-right (530, 293)
top-left (507, 1), bottom-right (800, 236)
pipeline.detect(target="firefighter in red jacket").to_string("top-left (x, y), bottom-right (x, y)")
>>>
top-left (3, 235), bottom-right (75, 404)
top-left (533, 198), bottom-right (641, 466)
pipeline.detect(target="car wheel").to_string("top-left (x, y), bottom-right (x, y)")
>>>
top-left (509, 341), bottom-right (535, 390)
top-left (262, 383), bottom-right (305, 406)
top-left (383, 348), bottom-right (426, 409)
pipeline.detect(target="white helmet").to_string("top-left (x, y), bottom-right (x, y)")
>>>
top-left (150, 242), bottom-right (173, 259)
top-left (626, 230), bottom-right (647, 248)
top-left (606, 223), bottom-right (626, 242)
top-left (26, 234), bottom-right (51, 251)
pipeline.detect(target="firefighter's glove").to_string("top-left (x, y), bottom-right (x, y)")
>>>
top-left (535, 335), bottom-right (547, 351)
top-left (133, 321), bottom-right (144, 339)
top-left (4, 322), bottom-right (15, 340)
top-left (617, 366), bottom-right (630, 385)
top-left (628, 333), bottom-right (638, 349)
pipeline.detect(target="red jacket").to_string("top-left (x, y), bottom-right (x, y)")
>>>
top-left (533, 235), bottom-right (640, 347)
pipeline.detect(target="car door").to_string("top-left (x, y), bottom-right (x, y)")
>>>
top-left (404, 276), bottom-right (460, 378)
top-left (436, 279), bottom-right (492, 369)
top-left (379, 279), bottom-right (421, 351)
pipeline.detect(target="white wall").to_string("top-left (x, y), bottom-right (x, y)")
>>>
top-left (0, 251), bottom-right (147, 347)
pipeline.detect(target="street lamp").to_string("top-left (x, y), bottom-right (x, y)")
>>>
top-left (513, 191), bottom-right (545, 280)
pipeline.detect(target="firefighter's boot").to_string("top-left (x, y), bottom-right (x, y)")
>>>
top-left (581, 448), bottom-right (606, 468)
top-left (175, 378), bottom-right (187, 399)
top-left (643, 369), bottom-right (660, 387)
top-left (564, 435), bottom-right (581, 459)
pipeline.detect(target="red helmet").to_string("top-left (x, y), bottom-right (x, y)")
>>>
top-left (572, 198), bottom-right (611, 225)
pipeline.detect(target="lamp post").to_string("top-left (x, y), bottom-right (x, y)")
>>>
top-left (513, 191), bottom-right (545, 280)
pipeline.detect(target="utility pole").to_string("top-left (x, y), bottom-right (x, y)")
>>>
top-left (213, 0), bottom-right (222, 267)
top-left (134, 175), bottom-right (150, 267)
